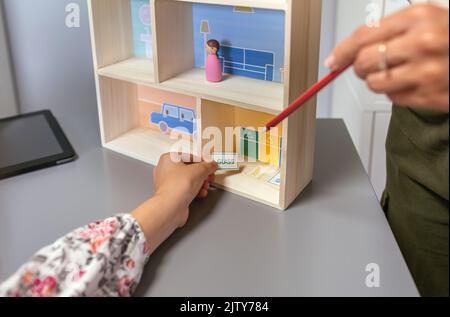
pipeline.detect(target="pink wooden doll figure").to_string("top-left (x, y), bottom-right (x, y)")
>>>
top-left (205, 39), bottom-right (222, 83)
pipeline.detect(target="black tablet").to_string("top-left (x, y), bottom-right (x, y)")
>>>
top-left (0, 110), bottom-right (76, 180)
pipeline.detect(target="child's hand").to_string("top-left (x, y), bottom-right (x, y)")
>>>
top-left (153, 153), bottom-right (218, 227)
top-left (132, 153), bottom-right (218, 254)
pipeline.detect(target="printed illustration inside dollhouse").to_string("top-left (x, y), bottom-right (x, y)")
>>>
top-left (130, 0), bottom-right (285, 82)
top-left (91, 0), bottom-right (300, 208)
top-left (131, 0), bottom-right (153, 59)
top-left (192, 4), bottom-right (285, 83)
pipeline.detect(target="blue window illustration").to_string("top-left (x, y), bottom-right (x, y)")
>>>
top-left (151, 104), bottom-right (197, 135)
top-left (220, 46), bottom-right (275, 81)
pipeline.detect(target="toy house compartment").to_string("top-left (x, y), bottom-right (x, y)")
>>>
top-left (88, 0), bottom-right (155, 86)
top-left (152, 0), bottom-right (286, 114)
top-left (98, 77), bottom-right (198, 165)
top-left (199, 99), bottom-right (283, 206)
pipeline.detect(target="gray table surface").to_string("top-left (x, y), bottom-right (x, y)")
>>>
top-left (0, 118), bottom-right (418, 297)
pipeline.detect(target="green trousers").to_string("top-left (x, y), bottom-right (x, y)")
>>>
top-left (382, 106), bottom-right (449, 297)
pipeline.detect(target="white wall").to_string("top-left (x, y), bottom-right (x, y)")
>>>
top-left (0, 1), bottom-right (17, 118)
top-left (317, 0), bottom-right (337, 118)
top-left (329, 0), bottom-right (409, 198)
top-left (2, 0), bottom-right (100, 152)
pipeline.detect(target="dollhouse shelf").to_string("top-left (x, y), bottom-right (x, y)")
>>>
top-left (97, 57), bottom-right (155, 86)
top-left (175, 0), bottom-right (287, 10)
top-left (98, 59), bottom-right (284, 114)
top-left (104, 127), bottom-right (189, 166)
top-left (106, 127), bottom-right (281, 207)
top-left (160, 69), bottom-right (284, 114)
top-left (214, 160), bottom-right (281, 207)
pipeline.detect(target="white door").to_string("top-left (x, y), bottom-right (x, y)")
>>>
top-left (0, 3), bottom-right (17, 118)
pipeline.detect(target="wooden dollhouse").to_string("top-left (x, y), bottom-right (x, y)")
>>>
top-left (87, 0), bottom-right (322, 210)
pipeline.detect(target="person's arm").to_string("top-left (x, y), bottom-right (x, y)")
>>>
top-left (326, 4), bottom-right (449, 112)
top-left (132, 153), bottom-right (218, 255)
top-left (0, 154), bottom-right (218, 297)
top-left (0, 214), bottom-right (150, 297)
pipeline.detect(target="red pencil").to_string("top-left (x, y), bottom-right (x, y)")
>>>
top-left (265, 64), bottom-right (351, 131)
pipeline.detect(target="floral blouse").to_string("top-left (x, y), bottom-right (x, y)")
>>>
top-left (0, 214), bottom-right (150, 297)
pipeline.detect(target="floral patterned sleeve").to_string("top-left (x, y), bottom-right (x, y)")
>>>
top-left (0, 214), bottom-right (150, 297)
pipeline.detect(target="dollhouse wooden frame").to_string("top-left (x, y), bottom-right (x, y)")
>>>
top-left (87, 0), bottom-right (322, 210)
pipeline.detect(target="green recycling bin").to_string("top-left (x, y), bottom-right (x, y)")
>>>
top-left (240, 128), bottom-right (259, 160)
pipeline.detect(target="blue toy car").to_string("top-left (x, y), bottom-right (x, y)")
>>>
top-left (151, 103), bottom-right (196, 135)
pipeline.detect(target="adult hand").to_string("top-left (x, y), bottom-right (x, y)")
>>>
top-left (132, 153), bottom-right (218, 254)
top-left (326, 4), bottom-right (449, 112)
